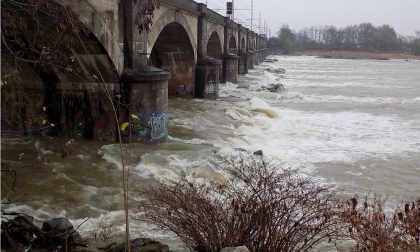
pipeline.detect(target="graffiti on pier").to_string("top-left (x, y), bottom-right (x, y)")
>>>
top-left (205, 82), bottom-right (217, 95)
top-left (129, 111), bottom-right (168, 141)
top-left (130, 123), bottom-right (150, 137)
top-left (205, 70), bottom-right (217, 95)
top-left (97, 128), bottom-right (114, 142)
top-left (150, 112), bottom-right (168, 141)
top-left (176, 83), bottom-right (194, 96)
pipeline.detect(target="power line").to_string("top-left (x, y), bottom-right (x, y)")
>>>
top-left (195, 0), bottom-right (266, 33)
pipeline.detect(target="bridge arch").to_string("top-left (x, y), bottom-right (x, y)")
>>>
top-left (206, 32), bottom-right (223, 59)
top-left (147, 9), bottom-right (197, 62)
top-left (206, 24), bottom-right (224, 55)
top-left (149, 22), bottom-right (196, 96)
top-left (228, 35), bottom-right (237, 54)
top-left (207, 31), bottom-right (224, 83)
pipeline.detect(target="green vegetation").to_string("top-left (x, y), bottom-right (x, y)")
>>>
top-left (268, 23), bottom-right (420, 55)
top-left (269, 25), bottom-right (296, 54)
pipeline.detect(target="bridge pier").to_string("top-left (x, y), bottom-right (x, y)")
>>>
top-left (121, 69), bottom-right (170, 143)
top-left (223, 54), bottom-right (239, 83)
top-left (247, 51), bottom-right (255, 69)
top-left (238, 52), bottom-right (249, 74)
top-left (258, 50), bottom-right (264, 62)
top-left (254, 51), bottom-right (260, 65)
top-left (264, 48), bottom-right (270, 59)
top-left (195, 58), bottom-right (221, 99)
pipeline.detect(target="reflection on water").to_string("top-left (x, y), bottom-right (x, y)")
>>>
top-left (2, 56), bottom-right (420, 250)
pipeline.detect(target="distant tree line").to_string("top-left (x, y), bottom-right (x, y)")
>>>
top-left (269, 23), bottom-right (420, 55)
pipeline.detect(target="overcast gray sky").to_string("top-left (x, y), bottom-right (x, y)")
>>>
top-left (197, 0), bottom-right (420, 36)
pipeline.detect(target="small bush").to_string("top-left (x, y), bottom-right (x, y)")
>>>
top-left (340, 196), bottom-right (420, 252)
top-left (83, 213), bottom-right (116, 241)
top-left (138, 155), bottom-right (342, 252)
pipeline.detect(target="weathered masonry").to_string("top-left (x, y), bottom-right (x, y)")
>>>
top-left (1, 0), bottom-right (269, 143)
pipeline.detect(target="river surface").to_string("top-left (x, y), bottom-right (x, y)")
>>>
top-left (2, 56), bottom-right (420, 250)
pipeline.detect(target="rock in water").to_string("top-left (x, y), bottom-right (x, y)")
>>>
top-left (259, 83), bottom-right (286, 93)
top-left (40, 218), bottom-right (80, 247)
top-left (42, 218), bottom-right (74, 233)
top-left (1, 215), bottom-right (82, 251)
top-left (263, 59), bottom-right (279, 63)
top-left (266, 84), bottom-right (286, 92)
top-left (234, 148), bottom-right (247, 152)
top-left (42, 217), bottom-right (79, 238)
top-left (237, 83), bottom-right (250, 89)
top-left (1, 215), bottom-right (35, 247)
top-left (253, 150), bottom-right (263, 156)
top-left (265, 67), bottom-right (286, 74)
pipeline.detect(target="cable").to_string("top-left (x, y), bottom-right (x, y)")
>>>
top-left (195, 0), bottom-right (255, 30)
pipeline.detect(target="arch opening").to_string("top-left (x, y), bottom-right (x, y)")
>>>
top-left (149, 22), bottom-right (196, 97)
top-left (240, 38), bottom-right (246, 50)
top-left (206, 31), bottom-right (223, 83)
top-left (206, 32), bottom-right (223, 60)
top-left (228, 36), bottom-right (237, 54)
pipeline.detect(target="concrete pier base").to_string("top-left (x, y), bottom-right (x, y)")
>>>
top-left (238, 52), bottom-right (249, 75)
top-left (254, 51), bottom-right (260, 65)
top-left (258, 49), bottom-right (264, 62)
top-left (223, 54), bottom-right (239, 83)
top-left (247, 51), bottom-right (255, 69)
top-left (121, 68), bottom-right (170, 143)
top-left (195, 58), bottom-right (221, 99)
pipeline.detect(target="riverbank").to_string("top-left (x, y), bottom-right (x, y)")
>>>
top-left (302, 49), bottom-right (420, 60)
top-left (0, 212), bottom-right (171, 251)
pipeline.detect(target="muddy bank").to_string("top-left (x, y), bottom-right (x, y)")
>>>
top-left (0, 213), bottom-right (171, 252)
top-left (303, 49), bottom-right (420, 60)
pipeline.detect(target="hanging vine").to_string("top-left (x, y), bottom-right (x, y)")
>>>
top-left (135, 0), bottom-right (160, 33)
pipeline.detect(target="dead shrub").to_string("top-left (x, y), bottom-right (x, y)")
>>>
top-left (138, 154), bottom-right (342, 252)
top-left (340, 195), bottom-right (420, 252)
top-left (83, 213), bottom-right (116, 241)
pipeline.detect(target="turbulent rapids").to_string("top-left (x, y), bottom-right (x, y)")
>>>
top-left (2, 56), bottom-right (420, 251)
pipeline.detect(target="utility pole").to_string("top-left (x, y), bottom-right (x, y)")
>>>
top-left (264, 20), bottom-right (266, 35)
top-left (259, 12), bottom-right (261, 34)
top-left (232, 0), bottom-right (234, 21)
top-left (250, 0), bottom-right (253, 31)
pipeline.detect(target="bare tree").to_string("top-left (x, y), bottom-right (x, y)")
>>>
top-left (1, 0), bottom-right (88, 72)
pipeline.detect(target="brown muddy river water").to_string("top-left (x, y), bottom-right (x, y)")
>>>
top-left (2, 56), bottom-right (420, 250)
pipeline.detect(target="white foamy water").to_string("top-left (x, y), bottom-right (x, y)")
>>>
top-left (222, 100), bottom-right (420, 164)
top-left (2, 55), bottom-right (420, 251)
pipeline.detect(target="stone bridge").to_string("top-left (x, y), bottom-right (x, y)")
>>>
top-left (1, 0), bottom-right (269, 143)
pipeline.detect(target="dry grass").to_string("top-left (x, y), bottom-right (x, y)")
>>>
top-left (83, 213), bottom-right (116, 241)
